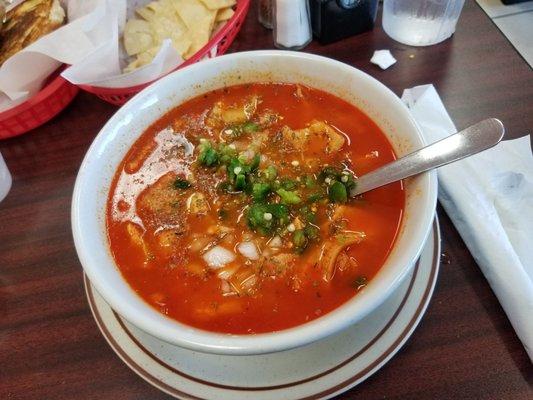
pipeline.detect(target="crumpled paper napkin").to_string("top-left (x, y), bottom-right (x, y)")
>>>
top-left (402, 84), bottom-right (533, 361)
top-left (370, 50), bottom-right (396, 70)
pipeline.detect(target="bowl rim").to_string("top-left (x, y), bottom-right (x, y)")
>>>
top-left (72, 50), bottom-right (438, 355)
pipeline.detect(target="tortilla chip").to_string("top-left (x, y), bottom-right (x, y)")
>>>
top-left (197, 0), bottom-right (236, 10)
top-left (135, 4), bottom-right (156, 22)
top-left (124, 45), bottom-right (162, 72)
top-left (173, 0), bottom-right (216, 59)
top-left (123, 19), bottom-right (153, 56)
top-left (170, 33), bottom-right (192, 57)
top-left (215, 7), bottom-right (234, 22)
top-left (124, 0), bottom-right (226, 71)
top-left (173, 0), bottom-right (214, 30)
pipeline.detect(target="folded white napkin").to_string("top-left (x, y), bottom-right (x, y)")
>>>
top-left (402, 84), bottom-right (533, 361)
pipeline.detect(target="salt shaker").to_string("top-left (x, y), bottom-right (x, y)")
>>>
top-left (273, 0), bottom-right (312, 50)
top-left (258, 0), bottom-right (273, 29)
top-left (0, 151), bottom-right (12, 203)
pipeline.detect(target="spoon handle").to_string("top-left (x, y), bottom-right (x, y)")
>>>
top-left (350, 118), bottom-right (505, 197)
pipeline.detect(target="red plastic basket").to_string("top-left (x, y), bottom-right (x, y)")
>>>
top-left (0, 70), bottom-right (79, 140)
top-left (78, 0), bottom-right (251, 106)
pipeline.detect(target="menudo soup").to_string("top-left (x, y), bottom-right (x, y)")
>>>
top-left (107, 83), bottom-right (404, 334)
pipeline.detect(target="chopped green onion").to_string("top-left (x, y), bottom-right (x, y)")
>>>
top-left (197, 140), bottom-right (219, 167)
top-left (304, 175), bottom-right (316, 188)
top-left (250, 153), bottom-right (261, 171)
top-left (329, 181), bottom-right (347, 203)
top-left (243, 121), bottom-right (259, 133)
top-left (280, 178), bottom-right (298, 191)
top-left (307, 192), bottom-right (324, 203)
top-left (293, 229), bottom-right (308, 253)
top-left (304, 225), bottom-right (320, 240)
top-left (264, 165), bottom-right (277, 181)
top-left (235, 174), bottom-right (246, 190)
top-left (218, 143), bottom-right (237, 165)
top-left (276, 188), bottom-right (302, 204)
top-left (247, 203), bottom-right (289, 235)
top-left (268, 203), bottom-right (290, 225)
top-left (299, 206), bottom-right (317, 223)
top-left (318, 166), bottom-right (342, 182)
top-left (247, 204), bottom-right (272, 235)
top-left (227, 121), bottom-right (260, 138)
top-left (252, 182), bottom-right (271, 202)
top-left (342, 172), bottom-right (357, 192)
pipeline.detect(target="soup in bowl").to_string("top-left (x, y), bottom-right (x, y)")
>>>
top-left (72, 51), bottom-right (437, 355)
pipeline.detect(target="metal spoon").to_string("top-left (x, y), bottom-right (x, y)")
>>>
top-left (350, 118), bottom-right (505, 197)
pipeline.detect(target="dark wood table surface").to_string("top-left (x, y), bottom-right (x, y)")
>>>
top-left (1, 1), bottom-right (532, 399)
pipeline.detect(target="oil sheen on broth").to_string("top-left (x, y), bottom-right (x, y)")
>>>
top-left (107, 83), bottom-right (404, 334)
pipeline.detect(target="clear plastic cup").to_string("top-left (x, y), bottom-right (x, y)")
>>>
top-left (0, 151), bottom-right (12, 203)
top-left (382, 0), bottom-right (465, 46)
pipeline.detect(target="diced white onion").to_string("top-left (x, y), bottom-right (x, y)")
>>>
top-left (269, 235), bottom-right (282, 248)
top-left (202, 246), bottom-right (236, 269)
top-left (237, 241), bottom-right (260, 260)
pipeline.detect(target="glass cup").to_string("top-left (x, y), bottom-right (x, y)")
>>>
top-left (382, 0), bottom-right (465, 46)
top-left (0, 151), bottom-right (12, 203)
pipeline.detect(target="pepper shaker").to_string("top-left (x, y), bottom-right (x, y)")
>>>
top-left (273, 0), bottom-right (312, 50)
top-left (309, 0), bottom-right (379, 44)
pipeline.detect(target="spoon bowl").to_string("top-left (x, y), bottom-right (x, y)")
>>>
top-left (350, 118), bottom-right (505, 196)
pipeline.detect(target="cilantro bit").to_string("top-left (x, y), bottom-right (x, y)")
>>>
top-left (226, 121), bottom-right (260, 138)
top-left (353, 275), bottom-right (368, 290)
top-left (173, 178), bottom-right (191, 189)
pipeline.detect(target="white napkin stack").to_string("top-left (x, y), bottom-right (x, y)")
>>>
top-left (402, 84), bottom-right (533, 361)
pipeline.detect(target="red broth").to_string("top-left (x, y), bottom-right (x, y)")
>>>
top-left (107, 83), bottom-right (404, 334)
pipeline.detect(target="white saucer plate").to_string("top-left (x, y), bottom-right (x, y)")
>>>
top-left (85, 219), bottom-right (440, 400)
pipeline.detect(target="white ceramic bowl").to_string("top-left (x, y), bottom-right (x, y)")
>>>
top-left (72, 51), bottom-right (437, 355)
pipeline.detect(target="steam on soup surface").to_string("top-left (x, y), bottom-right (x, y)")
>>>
top-left (107, 83), bottom-right (404, 334)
